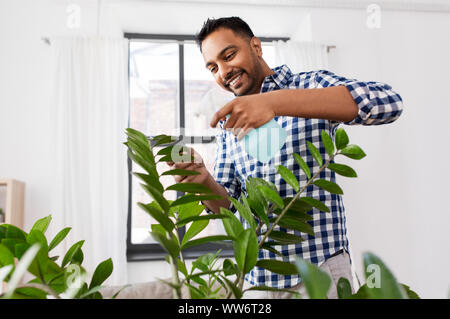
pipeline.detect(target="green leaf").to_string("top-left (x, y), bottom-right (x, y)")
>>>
top-left (181, 220), bottom-right (209, 246)
top-left (152, 135), bottom-right (177, 146)
top-left (327, 163), bottom-right (357, 178)
top-left (299, 197), bottom-right (330, 213)
top-left (177, 214), bottom-right (228, 228)
top-left (150, 232), bottom-right (180, 259)
top-left (223, 259), bottom-right (238, 276)
top-left (141, 183), bottom-right (170, 213)
top-left (31, 215), bottom-right (52, 234)
top-left (89, 258), bottom-right (113, 289)
top-left (335, 128), bottom-right (349, 150)
top-left (245, 179), bottom-right (269, 225)
top-left (166, 183), bottom-right (212, 194)
top-left (340, 144), bottom-right (366, 160)
top-left (125, 128), bottom-right (149, 145)
top-left (161, 169), bottom-right (200, 176)
top-left (401, 284), bottom-right (420, 299)
top-left (229, 197), bottom-right (256, 231)
top-left (222, 276), bottom-right (243, 299)
top-left (127, 149), bottom-right (156, 177)
top-left (293, 153), bottom-right (311, 180)
top-left (138, 202), bottom-right (175, 232)
top-left (220, 208), bottom-right (244, 240)
top-left (234, 229), bottom-right (258, 273)
top-left (62, 240), bottom-right (85, 268)
top-left (337, 277), bottom-right (353, 299)
top-left (48, 227), bottom-right (71, 252)
top-left (4, 224), bottom-right (27, 241)
top-left (313, 179), bottom-right (344, 195)
top-left (276, 165), bottom-right (299, 192)
top-left (295, 257), bottom-right (331, 299)
top-left (321, 130), bottom-right (335, 157)
top-left (257, 185), bottom-right (285, 209)
top-left (256, 259), bottom-right (298, 275)
top-left (261, 243), bottom-right (284, 258)
top-left (177, 202), bottom-right (205, 221)
top-left (244, 285), bottom-right (300, 297)
top-left (133, 172), bottom-right (164, 194)
top-left (125, 137), bottom-right (155, 165)
top-left (177, 258), bottom-right (188, 277)
top-left (265, 230), bottom-right (304, 244)
top-left (170, 194), bottom-right (222, 207)
top-left (270, 216), bottom-right (315, 236)
top-left (362, 252), bottom-right (407, 299)
top-left (0, 243), bottom-right (14, 266)
top-left (181, 235), bottom-right (232, 250)
top-left (307, 141), bottom-right (323, 166)
top-left (156, 144), bottom-right (174, 156)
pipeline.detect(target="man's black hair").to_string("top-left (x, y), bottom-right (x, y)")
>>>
top-left (195, 16), bottom-right (254, 52)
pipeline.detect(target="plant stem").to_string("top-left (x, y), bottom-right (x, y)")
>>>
top-left (258, 153), bottom-right (337, 248)
top-left (168, 230), bottom-right (182, 299)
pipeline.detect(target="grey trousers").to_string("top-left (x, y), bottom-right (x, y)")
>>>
top-left (243, 251), bottom-right (355, 299)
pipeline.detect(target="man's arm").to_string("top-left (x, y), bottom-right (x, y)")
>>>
top-left (210, 70), bottom-right (403, 137)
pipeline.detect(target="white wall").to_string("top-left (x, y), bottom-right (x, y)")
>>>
top-left (1, 0), bottom-right (449, 298)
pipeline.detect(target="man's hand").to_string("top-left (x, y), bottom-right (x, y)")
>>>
top-left (167, 147), bottom-right (210, 185)
top-left (210, 93), bottom-right (276, 140)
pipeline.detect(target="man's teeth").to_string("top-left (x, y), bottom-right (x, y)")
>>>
top-left (230, 74), bottom-right (242, 86)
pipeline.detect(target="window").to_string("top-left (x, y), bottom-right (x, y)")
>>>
top-left (126, 33), bottom-right (288, 261)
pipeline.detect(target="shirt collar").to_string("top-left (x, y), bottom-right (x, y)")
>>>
top-left (261, 64), bottom-right (293, 92)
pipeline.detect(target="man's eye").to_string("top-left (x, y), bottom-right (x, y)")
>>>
top-left (225, 52), bottom-right (235, 60)
top-left (210, 66), bottom-right (217, 73)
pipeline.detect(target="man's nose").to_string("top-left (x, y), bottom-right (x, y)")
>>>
top-left (218, 63), bottom-right (233, 85)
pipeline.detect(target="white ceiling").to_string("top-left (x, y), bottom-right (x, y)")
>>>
top-left (110, 0), bottom-right (450, 12)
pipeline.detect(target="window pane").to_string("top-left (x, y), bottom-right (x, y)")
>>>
top-left (129, 41), bottom-right (179, 137)
top-left (184, 43), bottom-right (224, 137)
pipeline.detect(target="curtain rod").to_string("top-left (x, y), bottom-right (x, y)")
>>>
top-left (41, 36), bottom-right (336, 52)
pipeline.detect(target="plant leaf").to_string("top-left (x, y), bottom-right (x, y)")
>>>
top-left (299, 197), bottom-right (330, 213)
top-left (339, 144), bottom-right (366, 160)
top-left (335, 128), bottom-right (349, 150)
top-left (170, 194), bottom-right (222, 207)
top-left (321, 130), bottom-right (335, 157)
top-left (138, 202), bottom-right (175, 232)
top-left (177, 214), bottom-right (228, 228)
top-left (261, 243), bottom-right (284, 258)
top-left (362, 252), bottom-right (407, 299)
top-left (270, 216), bottom-right (315, 236)
top-left (257, 185), bottom-right (285, 209)
top-left (150, 232), bottom-right (179, 259)
top-left (293, 153), bottom-right (311, 180)
top-left (30, 215), bottom-right (52, 234)
top-left (234, 229), bottom-right (258, 273)
top-left (265, 230), bottom-right (304, 244)
top-left (181, 235), bottom-right (232, 250)
top-left (229, 197), bottom-right (256, 231)
top-left (223, 259), bottom-right (238, 276)
top-left (48, 227), bottom-right (71, 252)
top-left (161, 169), bottom-right (200, 176)
top-left (181, 220), bottom-right (209, 246)
top-left (177, 202), bottom-right (205, 221)
top-left (313, 179), bottom-right (344, 195)
top-left (328, 163), bottom-right (357, 178)
top-left (295, 257), bottom-right (331, 299)
top-left (133, 172), bottom-right (164, 194)
top-left (89, 258), bottom-right (113, 289)
top-left (337, 277), bottom-right (353, 299)
top-left (307, 141), bottom-right (323, 166)
top-left (256, 259), bottom-right (298, 275)
top-left (61, 240), bottom-right (85, 268)
top-left (276, 165), bottom-right (299, 192)
top-left (166, 183), bottom-right (212, 194)
top-left (220, 208), bottom-right (244, 240)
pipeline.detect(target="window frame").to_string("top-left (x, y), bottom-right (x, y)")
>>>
top-left (125, 33), bottom-right (289, 262)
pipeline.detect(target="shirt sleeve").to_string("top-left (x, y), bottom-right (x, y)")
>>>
top-left (204, 124), bottom-right (241, 214)
top-left (313, 69), bottom-right (404, 125)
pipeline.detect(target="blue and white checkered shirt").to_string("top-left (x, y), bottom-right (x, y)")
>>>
top-left (209, 64), bottom-right (403, 288)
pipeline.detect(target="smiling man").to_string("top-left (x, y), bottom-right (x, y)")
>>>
top-left (169, 16), bottom-right (403, 298)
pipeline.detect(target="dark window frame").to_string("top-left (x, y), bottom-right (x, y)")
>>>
top-left (125, 33), bottom-right (289, 262)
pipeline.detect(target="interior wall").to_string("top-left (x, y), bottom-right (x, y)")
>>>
top-left (1, 0), bottom-right (449, 298)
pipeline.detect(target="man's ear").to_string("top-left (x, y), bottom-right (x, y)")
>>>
top-left (250, 36), bottom-right (263, 57)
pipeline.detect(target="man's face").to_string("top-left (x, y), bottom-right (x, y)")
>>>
top-left (201, 28), bottom-right (264, 96)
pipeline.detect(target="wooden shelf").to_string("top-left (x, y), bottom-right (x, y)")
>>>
top-left (0, 179), bottom-right (25, 228)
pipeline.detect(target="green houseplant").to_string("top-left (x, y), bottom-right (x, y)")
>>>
top-left (0, 215), bottom-right (122, 299)
top-left (124, 127), bottom-right (420, 299)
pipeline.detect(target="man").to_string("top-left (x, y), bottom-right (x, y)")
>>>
top-left (169, 16), bottom-right (403, 298)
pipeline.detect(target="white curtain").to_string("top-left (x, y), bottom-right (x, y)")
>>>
top-left (273, 40), bottom-right (329, 73)
top-left (50, 37), bottom-right (129, 285)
